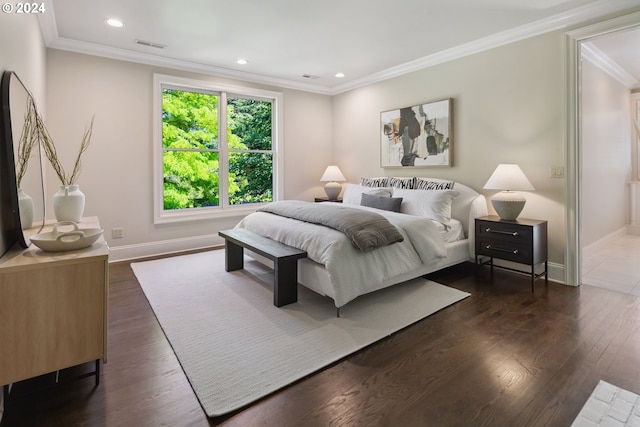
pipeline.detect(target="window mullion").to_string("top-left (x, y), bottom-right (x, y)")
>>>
top-left (219, 92), bottom-right (229, 208)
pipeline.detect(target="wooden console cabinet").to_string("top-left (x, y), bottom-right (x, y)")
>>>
top-left (0, 217), bottom-right (108, 387)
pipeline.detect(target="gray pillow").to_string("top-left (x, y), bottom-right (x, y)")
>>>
top-left (360, 193), bottom-right (403, 212)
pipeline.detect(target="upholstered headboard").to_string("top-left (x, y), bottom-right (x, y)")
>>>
top-left (422, 178), bottom-right (486, 234)
top-left (446, 181), bottom-right (487, 257)
top-left (352, 177), bottom-right (488, 255)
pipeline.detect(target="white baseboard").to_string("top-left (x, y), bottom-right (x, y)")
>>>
top-left (548, 262), bottom-right (566, 285)
top-left (108, 233), bottom-right (225, 262)
top-left (486, 258), bottom-right (566, 285)
top-left (582, 227), bottom-right (627, 260)
top-left (627, 224), bottom-right (640, 235)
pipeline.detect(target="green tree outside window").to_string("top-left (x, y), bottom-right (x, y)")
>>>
top-left (162, 89), bottom-right (273, 210)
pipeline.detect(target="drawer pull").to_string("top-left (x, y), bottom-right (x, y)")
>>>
top-left (485, 227), bottom-right (519, 237)
top-left (485, 245), bottom-right (519, 255)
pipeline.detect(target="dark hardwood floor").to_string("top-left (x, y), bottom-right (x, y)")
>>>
top-left (2, 252), bottom-right (639, 427)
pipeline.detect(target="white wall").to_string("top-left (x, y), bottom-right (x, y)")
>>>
top-left (333, 32), bottom-right (567, 266)
top-left (0, 14), bottom-right (47, 108)
top-left (45, 51), bottom-right (333, 260)
top-left (2, 21), bottom-right (591, 275)
top-left (47, 32), bottom-right (569, 270)
top-left (581, 59), bottom-right (631, 247)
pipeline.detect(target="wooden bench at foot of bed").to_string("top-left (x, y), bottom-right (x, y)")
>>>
top-left (218, 229), bottom-right (308, 307)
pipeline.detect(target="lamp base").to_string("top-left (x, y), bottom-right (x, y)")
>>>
top-left (491, 191), bottom-right (526, 220)
top-left (324, 182), bottom-right (342, 200)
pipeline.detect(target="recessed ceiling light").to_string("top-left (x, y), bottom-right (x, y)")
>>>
top-left (334, 72), bottom-right (346, 78)
top-left (105, 18), bottom-right (125, 28)
top-left (237, 59), bottom-right (248, 65)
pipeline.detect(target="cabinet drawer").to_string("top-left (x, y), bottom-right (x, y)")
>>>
top-left (476, 221), bottom-right (532, 244)
top-left (476, 237), bottom-right (532, 263)
top-left (475, 217), bottom-right (547, 265)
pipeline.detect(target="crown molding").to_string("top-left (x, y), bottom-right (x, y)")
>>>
top-left (331, 0), bottom-right (640, 94)
top-left (38, 0), bottom-right (640, 96)
top-left (581, 42), bottom-right (639, 88)
top-left (46, 37), bottom-right (336, 95)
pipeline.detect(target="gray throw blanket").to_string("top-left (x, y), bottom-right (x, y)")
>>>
top-left (257, 200), bottom-right (404, 252)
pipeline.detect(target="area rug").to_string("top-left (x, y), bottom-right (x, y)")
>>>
top-left (131, 249), bottom-right (470, 417)
top-left (571, 381), bottom-right (640, 426)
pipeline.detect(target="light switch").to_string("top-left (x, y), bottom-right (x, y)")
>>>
top-left (549, 166), bottom-right (564, 178)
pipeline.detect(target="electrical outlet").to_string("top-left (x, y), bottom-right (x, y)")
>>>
top-left (549, 166), bottom-right (564, 178)
top-left (112, 228), bottom-right (124, 239)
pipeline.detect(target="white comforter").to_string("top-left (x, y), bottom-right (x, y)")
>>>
top-left (235, 203), bottom-right (447, 307)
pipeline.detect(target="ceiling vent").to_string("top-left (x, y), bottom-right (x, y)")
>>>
top-left (135, 39), bottom-right (166, 49)
top-left (302, 74), bottom-right (320, 79)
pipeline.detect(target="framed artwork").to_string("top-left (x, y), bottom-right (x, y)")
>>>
top-left (380, 98), bottom-right (453, 167)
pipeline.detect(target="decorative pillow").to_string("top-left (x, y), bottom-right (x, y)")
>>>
top-left (415, 178), bottom-right (455, 190)
top-left (392, 188), bottom-right (460, 225)
top-left (342, 183), bottom-right (393, 205)
top-left (360, 177), bottom-right (389, 187)
top-left (388, 177), bottom-right (416, 189)
top-left (360, 193), bottom-right (403, 212)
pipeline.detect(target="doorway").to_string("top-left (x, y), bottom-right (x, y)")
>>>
top-left (566, 11), bottom-right (640, 289)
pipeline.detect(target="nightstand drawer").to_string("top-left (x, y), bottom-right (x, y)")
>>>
top-left (476, 221), bottom-right (533, 245)
top-left (476, 237), bottom-right (532, 264)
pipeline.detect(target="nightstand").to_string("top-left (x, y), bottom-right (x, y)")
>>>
top-left (475, 215), bottom-right (548, 291)
top-left (314, 197), bottom-right (342, 203)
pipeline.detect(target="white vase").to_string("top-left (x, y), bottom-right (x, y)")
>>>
top-left (53, 184), bottom-right (85, 222)
top-left (18, 188), bottom-right (34, 229)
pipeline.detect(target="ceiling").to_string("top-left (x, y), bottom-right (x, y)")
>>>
top-left (39, 0), bottom-right (640, 94)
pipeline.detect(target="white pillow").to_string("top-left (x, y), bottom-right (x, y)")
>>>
top-left (392, 188), bottom-right (460, 225)
top-left (342, 184), bottom-right (392, 205)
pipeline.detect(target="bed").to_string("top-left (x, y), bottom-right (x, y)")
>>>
top-left (235, 177), bottom-right (487, 308)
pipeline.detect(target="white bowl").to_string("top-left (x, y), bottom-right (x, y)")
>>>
top-left (30, 222), bottom-right (104, 252)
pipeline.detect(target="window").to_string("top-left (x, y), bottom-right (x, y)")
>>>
top-left (153, 74), bottom-right (283, 223)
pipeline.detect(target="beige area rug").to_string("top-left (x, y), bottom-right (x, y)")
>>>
top-left (131, 249), bottom-right (470, 417)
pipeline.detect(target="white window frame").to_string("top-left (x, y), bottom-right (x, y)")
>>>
top-left (153, 74), bottom-right (284, 224)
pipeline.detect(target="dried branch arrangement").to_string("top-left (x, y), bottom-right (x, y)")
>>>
top-left (36, 114), bottom-right (94, 186)
top-left (15, 98), bottom-right (40, 187)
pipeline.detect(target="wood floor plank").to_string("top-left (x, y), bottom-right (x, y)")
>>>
top-left (2, 254), bottom-right (640, 427)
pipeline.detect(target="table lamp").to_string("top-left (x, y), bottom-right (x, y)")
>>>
top-left (483, 164), bottom-right (535, 220)
top-left (320, 165), bottom-right (346, 200)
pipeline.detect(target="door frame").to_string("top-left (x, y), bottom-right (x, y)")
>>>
top-left (565, 11), bottom-right (640, 286)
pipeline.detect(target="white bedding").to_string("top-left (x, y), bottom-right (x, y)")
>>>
top-left (235, 179), bottom-right (487, 308)
top-left (434, 218), bottom-right (464, 243)
top-left (236, 203), bottom-right (447, 307)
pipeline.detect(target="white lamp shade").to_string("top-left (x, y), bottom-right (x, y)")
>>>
top-left (320, 165), bottom-right (346, 182)
top-left (483, 164), bottom-right (534, 220)
top-left (483, 164), bottom-right (534, 191)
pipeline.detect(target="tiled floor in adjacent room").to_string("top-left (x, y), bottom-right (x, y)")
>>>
top-left (582, 233), bottom-right (640, 296)
top-left (570, 381), bottom-right (640, 427)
